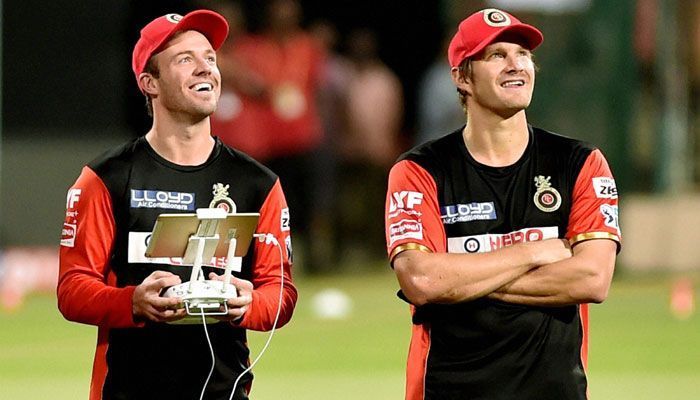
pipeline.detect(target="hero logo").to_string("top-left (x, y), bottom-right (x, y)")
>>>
top-left (389, 191), bottom-right (423, 212)
top-left (388, 219), bottom-right (423, 245)
top-left (592, 177), bottom-right (618, 199)
top-left (447, 226), bottom-right (559, 254)
top-left (66, 188), bottom-right (81, 209)
top-left (130, 189), bottom-right (195, 211)
top-left (441, 202), bottom-right (496, 224)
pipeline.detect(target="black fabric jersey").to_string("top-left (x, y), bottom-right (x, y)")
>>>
top-left (59, 136), bottom-right (297, 400)
top-left (385, 126), bottom-right (621, 400)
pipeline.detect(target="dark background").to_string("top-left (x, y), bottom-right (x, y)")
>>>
top-left (2, 0), bottom-right (443, 138)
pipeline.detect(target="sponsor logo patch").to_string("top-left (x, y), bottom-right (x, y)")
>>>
top-left (389, 220), bottom-right (423, 245)
top-left (389, 191), bottom-right (423, 212)
top-left (600, 204), bottom-right (620, 231)
top-left (441, 202), bottom-right (496, 224)
top-left (285, 235), bottom-right (293, 263)
top-left (447, 226), bottom-right (559, 254)
top-left (60, 223), bottom-right (77, 247)
top-left (62, 188), bottom-right (82, 247)
top-left (281, 208), bottom-right (290, 231)
top-left (130, 189), bottom-right (195, 211)
top-left (66, 188), bottom-right (81, 209)
top-left (592, 177), bottom-right (618, 199)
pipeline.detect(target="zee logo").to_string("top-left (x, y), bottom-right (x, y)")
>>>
top-left (592, 177), bottom-right (618, 199)
top-left (281, 208), bottom-right (290, 232)
top-left (389, 191), bottom-right (423, 212)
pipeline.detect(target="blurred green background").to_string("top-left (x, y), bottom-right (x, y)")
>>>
top-left (2, 269), bottom-right (699, 399)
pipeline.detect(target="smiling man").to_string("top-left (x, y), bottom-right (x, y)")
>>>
top-left (58, 10), bottom-right (297, 400)
top-left (385, 8), bottom-right (621, 400)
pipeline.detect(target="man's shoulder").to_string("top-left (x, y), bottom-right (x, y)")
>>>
top-left (217, 141), bottom-right (278, 182)
top-left (532, 125), bottom-right (596, 154)
top-left (87, 137), bottom-right (143, 173)
top-left (399, 129), bottom-right (462, 165)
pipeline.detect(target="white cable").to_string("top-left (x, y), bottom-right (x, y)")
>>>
top-left (228, 233), bottom-right (285, 400)
top-left (199, 307), bottom-right (216, 400)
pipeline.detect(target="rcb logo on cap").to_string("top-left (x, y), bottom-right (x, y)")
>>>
top-left (483, 9), bottom-right (512, 27)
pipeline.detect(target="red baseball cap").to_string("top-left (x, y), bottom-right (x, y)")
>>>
top-left (448, 8), bottom-right (543, 68)
top-left (132, 10), bottom-right (229, 84)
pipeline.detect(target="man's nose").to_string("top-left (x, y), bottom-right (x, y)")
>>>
top-left (194, 57), bottom-right (213, 74)
top-left (505, 54), bottom-right (525, 72)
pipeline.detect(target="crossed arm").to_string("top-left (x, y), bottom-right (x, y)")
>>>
top-left (392, 238), bottom-right (616, 307)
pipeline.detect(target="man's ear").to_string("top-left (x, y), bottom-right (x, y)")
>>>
top-left (138, 73), bottom-right (158, 96)
top-left (451, 67), bottom-right (471, 96)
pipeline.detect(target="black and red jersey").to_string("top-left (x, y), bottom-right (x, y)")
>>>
top-left (385, 126), bottom-right (621, 400)
top-left (58, 136), bottom-right (297, 400)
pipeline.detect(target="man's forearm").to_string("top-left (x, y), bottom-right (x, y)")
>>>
top-left (487, 239), bottom-right (617, 306)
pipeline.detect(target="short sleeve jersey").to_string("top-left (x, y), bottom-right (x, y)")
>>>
top-left (385, 126), bottom-right (620, 400)
top-left (58, 137), bottom-right (297, 400)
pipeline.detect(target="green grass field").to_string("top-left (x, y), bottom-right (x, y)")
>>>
top-left (1, 269), bottom-right (699, 399)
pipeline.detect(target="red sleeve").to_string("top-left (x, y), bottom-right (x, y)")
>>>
top-left (57, 167), bottom-right (140, 328)
top-left (237, 179), bottom-right (297, 331)
top-left (566, 149), bottom-right (622, 250)
top-left (385, 160), bottom-right (446, 262)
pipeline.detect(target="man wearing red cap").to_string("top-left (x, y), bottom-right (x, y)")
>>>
top-left (385, 8), bottom-right (621, 399)
top-left (58, 10), bottom-right (297, 400)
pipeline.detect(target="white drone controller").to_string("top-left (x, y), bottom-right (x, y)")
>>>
top-left (162, 279), bottom-right (237, 323)
top-left (155, 208), bottom-right (245, 324)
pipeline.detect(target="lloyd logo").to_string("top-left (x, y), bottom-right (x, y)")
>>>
top-left (130, 189), bottom-right (195, 211)
top-left (441, 202), bottom-right (496, 224)
top-left (389, 191), bottom-right (423, 212)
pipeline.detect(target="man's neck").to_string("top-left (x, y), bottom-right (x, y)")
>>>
top-left (145, 114), bottom-right (215, 166)
top-left (462, 110), bottom-right (529, 167)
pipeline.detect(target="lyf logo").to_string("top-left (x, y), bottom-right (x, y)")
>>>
top-left (389, 191), bottom-right (423, 212)
top-left (66, 189), bottom-right (81, 209)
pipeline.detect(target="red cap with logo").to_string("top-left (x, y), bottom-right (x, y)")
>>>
top-left (132, 10), bottom-right (229, 84)
top-left (447, 8), bottom-right (543, 68)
